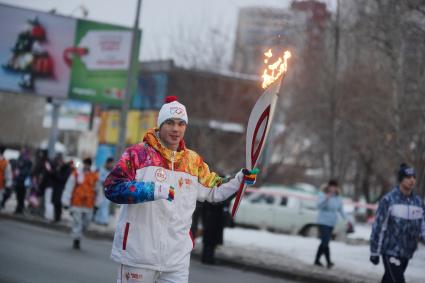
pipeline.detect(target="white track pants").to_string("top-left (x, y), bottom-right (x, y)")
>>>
top-left (70, 207), bottom-right (93, 240)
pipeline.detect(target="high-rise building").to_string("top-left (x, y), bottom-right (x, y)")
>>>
top-left (231, 1), bottom-right (330, 75)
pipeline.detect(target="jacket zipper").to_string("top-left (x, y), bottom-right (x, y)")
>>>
top-left (407, 197), bottom-right (410, 220)
top-left (171, 151), bottom-right (175, 171)
top-left (159, 150), bottom-right (176, 271)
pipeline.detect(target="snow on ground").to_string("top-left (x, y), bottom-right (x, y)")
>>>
top-left (347, 224), bottom-right (372, 241)
top-left (223, 226), bottom-right (425, 283)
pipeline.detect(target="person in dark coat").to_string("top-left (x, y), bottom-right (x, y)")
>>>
top-left (201, 200), bottom-right (228, 264)
top-left (32, 149), bottom-right (53, 198)
top-left (14, 148), bottom-right (32, 214)
top-left (51, 153), bottom-right (71, 222)
top-left (32, 149), bottom-right (54, 218)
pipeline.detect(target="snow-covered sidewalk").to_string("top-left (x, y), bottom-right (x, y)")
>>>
top-left (209, 226), bottom-right (424, 283)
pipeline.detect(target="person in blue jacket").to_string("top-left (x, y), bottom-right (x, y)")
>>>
top-left (314, 179), bottom-right (346, 268)
top-left (370, 163), bottom-right (425, 283)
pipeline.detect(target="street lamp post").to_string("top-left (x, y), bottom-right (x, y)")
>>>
top-left (116, 0), bottom-right (142, 160)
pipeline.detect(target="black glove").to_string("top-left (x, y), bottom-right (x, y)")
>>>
top-left (63, 205), bottom-right (69, 210)
top-left (370, 255), bottom-right (379, 265)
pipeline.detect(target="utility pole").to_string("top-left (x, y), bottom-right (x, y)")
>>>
top-left (47, 98), bottom-right (62, 159)
top-left (116, 0), bottom-right (142, 160)
top-left (329, 0), bottom-right (340, 178)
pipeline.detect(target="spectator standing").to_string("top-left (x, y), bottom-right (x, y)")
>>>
top-left (14, 148), bottom-right (32, 214)
top-left (1, 158), bottom-right (16, 209)
top-left (0, 146), bottom-right (12, 208)
top-left (200, 201), bottom-right (227, 264)
top-left (314, 179), bottom-right (346, 268)
top-left (94, 157), bottom-right (114, 225)
top-left (51, 153), bottom-right (71, 222)
top-left (32, 149), bottom-right (54, 219)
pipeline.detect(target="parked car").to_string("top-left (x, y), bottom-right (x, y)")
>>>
top-left (232, 185), bottom-right (353, 240)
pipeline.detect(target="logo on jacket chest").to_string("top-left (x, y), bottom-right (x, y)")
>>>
top-left (155, 168), bottom-right (167, 182)
top-left (178, 177), bottom-right (193, 189)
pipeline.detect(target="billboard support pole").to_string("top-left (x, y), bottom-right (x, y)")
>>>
top-left (116, 0), bottom-right (142, 160)
top-left (47, 99), bottom-right (62, 159)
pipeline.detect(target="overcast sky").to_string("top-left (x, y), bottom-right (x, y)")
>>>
top-left (0, 0), bottom-right (336, 66)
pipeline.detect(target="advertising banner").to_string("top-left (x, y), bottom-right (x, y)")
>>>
top-left (68, 20), bottom-right (141, 106)
top-left (0, 4), bottom-right (76, 98)
top-left (139, 110), bottom-right (158, 138)
top-left (98, 110), bottom-right (158, 145)
top-left (95, 144), bottom-right (116, 169)
top-left (98, 110), bottom-right (120, 144)
top-left (0, 4), bottom-right (140, 105)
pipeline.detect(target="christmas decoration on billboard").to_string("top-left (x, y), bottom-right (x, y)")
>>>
top-left (2, 17), bottom-right (54, 90)
top-left (0, 4), bottom-right (140, 104)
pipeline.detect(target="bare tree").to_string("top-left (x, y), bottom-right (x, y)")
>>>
top-left (355, 0), bottom-right (425, 196)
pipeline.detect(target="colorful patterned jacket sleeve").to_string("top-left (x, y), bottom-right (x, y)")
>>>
top-left (104, 146), bottom-right (156, 204)
top-left (370, 196), bottom-right (390, 256)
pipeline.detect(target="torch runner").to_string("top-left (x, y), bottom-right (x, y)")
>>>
top-left (231, 49), bottom-right (291, 217)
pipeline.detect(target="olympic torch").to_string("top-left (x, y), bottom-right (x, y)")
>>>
top-left (231, 49), bottom-right (291, 217)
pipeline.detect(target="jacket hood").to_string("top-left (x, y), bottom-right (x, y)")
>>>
top-left (143, 128), bottom-right (187, 162)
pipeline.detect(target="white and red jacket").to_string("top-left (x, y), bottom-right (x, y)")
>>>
top-left (104, 128), bottom-right (243, 271)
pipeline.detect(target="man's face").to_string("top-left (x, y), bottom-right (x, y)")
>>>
top-left (105, 161), bottom-right (114, 170)
top-left (328, 185), bottom-right (338, 194)
top-left (159, 119), bottom-right (187, 151)
top-left (400, 175), bottom-right (416, 194)
top-left (83, 163), bottom-right (91, 171)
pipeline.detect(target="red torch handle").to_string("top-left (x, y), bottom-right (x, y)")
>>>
top-left (231, 180), bottom-right (246, 217)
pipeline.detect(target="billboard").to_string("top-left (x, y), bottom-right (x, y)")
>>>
top-left (98, 110), bottom-right (158, 145)
top-left (68, 19), bottom-right (141, 106)
top-left (0, 5), bottom-right (75, 98)
top-left (95, 144), bottom-right (116, 169)
top-left (0, 4), bottom-right (140, 105)
top-left (42, 100), bottom-right (91, 131)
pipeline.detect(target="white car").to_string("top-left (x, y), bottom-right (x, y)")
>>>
top-left (232, 185), bottom-right (351, 240)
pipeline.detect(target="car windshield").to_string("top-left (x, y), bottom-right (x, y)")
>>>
top-left (250, 193), bottom-right (275, 205)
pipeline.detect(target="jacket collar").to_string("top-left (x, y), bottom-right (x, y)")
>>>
top-left (395, 186), bottom-right (414, 199)
top-left (143, 128), bottom-right (187, 162)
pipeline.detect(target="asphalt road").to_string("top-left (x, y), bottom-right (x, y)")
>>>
top-left (0, 219), bottom-right (299, 283)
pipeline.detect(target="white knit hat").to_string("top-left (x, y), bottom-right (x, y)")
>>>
top-left (157, 96), bottom-right (188, 127)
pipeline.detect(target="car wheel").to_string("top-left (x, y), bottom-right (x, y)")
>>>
top-left (301, 225), bottom-right (319, 238)
top-left (258, 222), bottom-right (268, 231)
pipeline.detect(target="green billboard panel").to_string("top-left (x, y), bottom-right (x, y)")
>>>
top-left (68, 19), bottom-right (141, 106)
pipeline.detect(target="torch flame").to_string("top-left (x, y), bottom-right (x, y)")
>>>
top-left (261, 49), bottom-right (291, 89)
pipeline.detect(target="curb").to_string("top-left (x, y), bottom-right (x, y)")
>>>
top-left (0, 212), bottom-right (114, 241)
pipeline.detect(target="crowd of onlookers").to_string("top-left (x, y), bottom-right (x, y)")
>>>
top-left (0, 146), bottom-right (113, 226)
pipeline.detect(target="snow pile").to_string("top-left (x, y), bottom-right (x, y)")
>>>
top-left (221, 226), bottom-right (424, 283)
